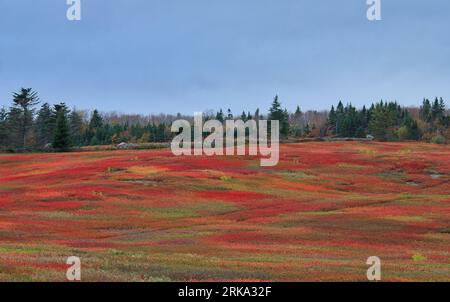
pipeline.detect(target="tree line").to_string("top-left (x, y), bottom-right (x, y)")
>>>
top-left (326, 98), bottom-right (449, 142)
top-left (0, 88), bottom-right (449, 152)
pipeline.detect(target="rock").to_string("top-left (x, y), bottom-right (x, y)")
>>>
top-left (117, 142), bottom-right (129, 149)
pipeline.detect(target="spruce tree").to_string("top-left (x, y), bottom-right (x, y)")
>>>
top-left (69, 109), bottom-right (84, 146)
top-left (0, 108), bottom-right (8, 148)
top-left (35, 103), bottom-right (54, 147)
top-left (88, 109), bottom-right (103, 145)
top-left (268, 95), bottom-right (289, 138)
top-left (215, 109), bottom-right (224, 123)
top-left (240, 111), bottom-right (247, 122)
top-left (431, 97), bottom-right (443, 122)
top-left (420, 98), bottom-right (432, 123)
top-left (327, 105), bottom-right (337, 134)
top-left (52, 103), bottom-right (71, 151)
top-left (9, 88), bottom-right (39, 151)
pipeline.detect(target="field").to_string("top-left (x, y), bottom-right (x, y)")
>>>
top-left (0, 142), bottom-right (449, 281)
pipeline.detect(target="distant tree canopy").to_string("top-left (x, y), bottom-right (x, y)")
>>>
top-left (325, 99), bottom-right (448, 142)
top-left (0, 88), bottom-right (449, 152)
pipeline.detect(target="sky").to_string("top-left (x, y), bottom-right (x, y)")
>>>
top-left (1, 0), bottom-right (450, 114)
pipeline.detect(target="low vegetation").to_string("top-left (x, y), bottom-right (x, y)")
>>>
top-left (0, 142), bottom-right (448, 281)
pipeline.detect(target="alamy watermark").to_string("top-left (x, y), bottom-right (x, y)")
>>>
top-left (171, 113), bottom-right (280, 167)
top-left (366, 256), bottom-right (382, 281)
top-left (66, 256), bottom-right (81, 281)
top-left (66, 1), bottom-right (381, 22)
top-left (67, 0), bottom-right (81, 21)
top-left (367, 0), bottom-right (382, 21)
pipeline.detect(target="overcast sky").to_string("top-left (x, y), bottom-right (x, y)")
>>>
top-left (1, 0), bottom-right (449, 114)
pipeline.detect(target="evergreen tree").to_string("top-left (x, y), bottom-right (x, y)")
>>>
top-left (290, 106), bottom-right (303, 137)
top-left (408, 118), bottom-right (420, 140)
top-left (335, 101), bottom-right (345, 136)
top-left (0, 107), bottom-right (8, 148)
top-left (89, 109), bottom-right (103, 129)
top-left (35, 103), bottom-right (54, 147)
top-left (268, 95), bottom-right (289, 137)
top-left (420, 98), bottom-right (432, 123)
top-left (439, 97), bottom-right (446, 114)
top-left (431, 97), bottom-right (444, 122)
top-left (368, 106), bottom-right (388, 139)
top-left (69, 109), bottom-right (84, 146)
top-left (215, 109), bottom-right (224, 123)
top-left (327, 106), bottom-right (336, 133)
top-left (9, 88), bottom-right (39, 151)
top-left (88, 109), bottom-right (103, 145)
top-left (268, 95), bottom-right (282, 119)
top-left (240, 111), bottom-right (247, 122)
top-left (52, 103), bottom-right (71, 151)
top-left (340, 104), bottom-right (357, 137)
top-left (368, 101), bottom-right (399, 140)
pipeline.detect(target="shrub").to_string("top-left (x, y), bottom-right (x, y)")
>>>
top-left (412, 254), bottom-right (427, 262)
top-left (431, 135), bottom-right (446, 145)
top-left (397, 126), bottom-right (410, 140)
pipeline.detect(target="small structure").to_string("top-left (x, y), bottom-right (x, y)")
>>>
top-left (366, 134), bottom-right (375, 140)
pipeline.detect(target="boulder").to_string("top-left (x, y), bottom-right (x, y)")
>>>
top-left (117, 142), bottom-right (129, 149)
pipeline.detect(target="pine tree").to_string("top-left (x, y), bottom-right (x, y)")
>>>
top-left (439, 97), bottom-right (446, 113)
top-left (89, 109), bottom-right (103, 129)
top-left (420, 98), bottom-right (432, 123)
top-left (368, 101), bottom-right (399, 140)
top-left (268, 95), bottom-right (282, 119)
top-left (268, 95), bottom-right (289, 138)
top-left (335, 101), bottom-right (345, 136)
top-left (360, 105), bottom-right (369, 129)
top-left (240, 111), bottom-right (247, 122)
top-left (215, 109), bottom-right (224, 123)
top-left (9, 88), bottom-right (39, 151)
top-left (409, 119), bottom-right (420, 140)
top-left (431, 97), bottom-right (443, 122)
top-left (0, 107), bottom-right (8, 148)
top-left (35, 103), bottom-right (54, 147)
top-left (88, 109), bottom-right (103, 145)
top-left (69, 109), bottom-right (84, 146)
top-left (52, 103), bottom-right (71, 151)
top-left (340, 104), bottom-right (360, 137)
top-left (327, 105), bottom-right (337, 134)
top-left (290, 106), bottom-right (303, 137)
